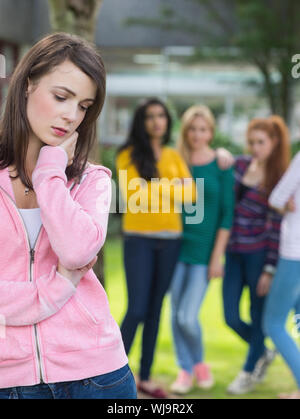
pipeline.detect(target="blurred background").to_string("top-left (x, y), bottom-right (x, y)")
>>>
top-left (1, 0), bottom-right (300, 146)
top-left (3, 0), bottom-right (298, 236)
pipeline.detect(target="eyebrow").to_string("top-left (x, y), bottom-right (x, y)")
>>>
top-left (53, 86), bottom-right (95, 102)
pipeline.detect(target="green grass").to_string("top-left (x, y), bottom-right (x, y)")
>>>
top-left (104, 237), bottom-right (297, 399)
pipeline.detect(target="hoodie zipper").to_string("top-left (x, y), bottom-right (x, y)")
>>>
top-left (29, 243), bottom-right (44, 384)
top-left (0, 186), bottom-right (44, 383)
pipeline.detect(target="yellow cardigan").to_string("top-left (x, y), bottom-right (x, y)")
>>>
top-left (116, 146), bottom-right (197, 234)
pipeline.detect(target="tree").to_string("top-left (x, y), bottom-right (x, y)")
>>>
top-left (48, 0), bottom-right (106, 286)
top-left (48, 0), bottom-right (103, 41)
top-left (127, 0), bottom-right (300, 124)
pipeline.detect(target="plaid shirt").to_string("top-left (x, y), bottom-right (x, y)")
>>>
top-left (227, 156), bottom-right (282, 271)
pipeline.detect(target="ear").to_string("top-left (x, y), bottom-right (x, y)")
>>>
top-left (26, 77), bottom-right (34, 95)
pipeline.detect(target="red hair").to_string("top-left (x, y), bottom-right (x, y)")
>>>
top-left (247, 115), bottom-right (291, 196)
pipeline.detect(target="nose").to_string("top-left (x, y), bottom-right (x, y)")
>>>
top-left (62, 104), bottom-right (78, 123)
top-left (193, 133), bottom-right (201, 141)
top-left (253, 144), bottom-right (261, 153)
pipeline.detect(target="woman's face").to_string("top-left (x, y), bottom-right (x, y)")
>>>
top-left (144, 104), bottom-right (168, 140)
top-left (186, 116), bottom-right (213, 151)
top-left (26, 60), bottom-right (97, 147)
top-left (247, 129), bottom-right (275, 163)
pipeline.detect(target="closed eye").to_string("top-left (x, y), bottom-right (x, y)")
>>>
top-left (80, 105), bottom-right (89, 112)
top-left (55, 95), bottom-right (89, 112)
top-left (55, 95), bottom-right (66, 102)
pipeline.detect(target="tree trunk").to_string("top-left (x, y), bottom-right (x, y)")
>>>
top-left (47, 0), bottom-right (106, 287)
top-left (48, 0), bottom-right (103, 41)
top-left (279, 70), bottom-right (293, 124)
top-left (253, 57), bottom-right (279, 115)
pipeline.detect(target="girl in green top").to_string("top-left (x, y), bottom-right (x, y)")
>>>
top-left (170, 105), bottom-right (235, 395)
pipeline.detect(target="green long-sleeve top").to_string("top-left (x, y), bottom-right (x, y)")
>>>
top-left (179, 158), bottom-right (235, 265)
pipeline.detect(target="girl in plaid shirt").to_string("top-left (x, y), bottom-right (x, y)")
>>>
top-left (223, 116), bottom-right (290, 395)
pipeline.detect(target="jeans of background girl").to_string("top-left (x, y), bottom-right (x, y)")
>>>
top-left (0, 364), bottom-right (137, 399)
top-left (263, 258), bottom-right (300, 388)
top-left (223, 250), bottom-right (267, 372)
top-left (120, 235), bottom-right (181, 381)
top-left (170, 262), bottom-right (209, 373)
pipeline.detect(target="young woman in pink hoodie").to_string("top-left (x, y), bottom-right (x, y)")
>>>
top-left (0, 32), bottom-right (136, 399)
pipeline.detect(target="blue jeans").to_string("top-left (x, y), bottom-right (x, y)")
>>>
top-left (263, 258), bottom-right (300, 388)
top-left (0, 364), bottom-right (137, 399)
top-left (120, 235), bottom-right (181, 381)
top-left (170, 262), bottom-right (208, 373)
top-left (223, 250), bottom-right (267, 372)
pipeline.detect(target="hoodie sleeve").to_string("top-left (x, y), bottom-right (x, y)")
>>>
top-left (269, 152), bottom-right (300, 210)
top-left (219, 167), bottom-right (235, 230)
top-left (32, 146), bottom-right (112, 270)
top-left (263, 207), bottom-right (282, 273)
top-left (0, 265), bottom-right (76, 326)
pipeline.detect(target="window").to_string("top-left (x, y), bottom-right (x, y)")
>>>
top-left (0, 40), bottom-right (19, 113)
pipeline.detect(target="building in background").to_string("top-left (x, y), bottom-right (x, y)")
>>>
top-left (1, 0), bottom-right (299, 145)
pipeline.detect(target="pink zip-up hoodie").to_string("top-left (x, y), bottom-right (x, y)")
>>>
top-left (0, 145), bottom-right (128, 388)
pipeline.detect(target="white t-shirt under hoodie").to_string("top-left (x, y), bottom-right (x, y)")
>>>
top-left (269, 151), bottom-right (300, 261)
top-left (17, 174), bottom-right (87, 250)
top-left (19, 208), bottom-right (42, 249)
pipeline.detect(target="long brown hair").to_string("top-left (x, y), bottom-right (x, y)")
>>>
top-left (247, 115), bottom-right (291, 196)
top-left (0, 32), bottom-right (106, 190)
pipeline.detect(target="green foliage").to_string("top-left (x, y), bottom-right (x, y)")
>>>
top-left (291, 141), bottom-right (300, 157)
top-left (99, 144), bottom-right (122, 237)
top-left (100, 144), bottom-right (118, 182)
top-left (213, 130), bottom-right (243, 155)
top-left (125, 0), bottom-right (300, 121)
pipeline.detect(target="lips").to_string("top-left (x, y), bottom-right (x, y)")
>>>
top-left (52, 127), bottom-right (68, 137)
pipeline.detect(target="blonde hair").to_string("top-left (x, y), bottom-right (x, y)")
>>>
top-left (177, 105), bottom-right (215, 165)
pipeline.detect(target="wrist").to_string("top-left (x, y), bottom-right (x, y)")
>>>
top-left (210, 253), bottom-right (222, 264)
top-left (263, 264), bottom-right (276, 276)
top-left (57, 264), bottom-right (73, 280)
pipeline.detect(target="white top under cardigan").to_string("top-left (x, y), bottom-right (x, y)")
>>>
top-left (17, 171), bottom-right (87, 250)
top-left (269, 151), bottom-right (300, 261)
top-left (19, 208), bottom-right (42, 249)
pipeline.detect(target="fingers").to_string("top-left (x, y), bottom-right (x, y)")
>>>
top-left (67, 158), bottom-right (74, 167)
top-left (256, 284), bottom-right (263, 297)
top-left (256, 280), bottom-right (269, 297)
top-left (78, 256), bottom-right (98, 272)
top-left (88, 256), bottom-right (98, 268)
top-left (59, 131), bottom-right (79, 165)
top-left (288, 198), bottom-right (296, 212)
top-left (62, 131), bottom-right (79, 146)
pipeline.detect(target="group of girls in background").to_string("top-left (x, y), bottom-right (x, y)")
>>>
top-left (116, 97), bottom-right (300, 399)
